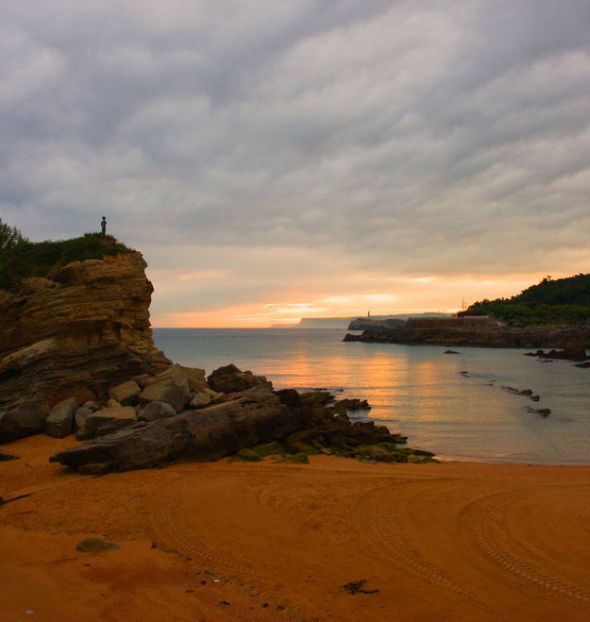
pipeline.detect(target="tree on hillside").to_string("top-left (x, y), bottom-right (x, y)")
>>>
top-left (0, 218), bottom-right (27, 252)
top-left (460, 273), bottom-right (590, 325)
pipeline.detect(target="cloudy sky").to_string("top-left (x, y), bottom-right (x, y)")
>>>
top-left (2, 1), bottom-right (589, 327)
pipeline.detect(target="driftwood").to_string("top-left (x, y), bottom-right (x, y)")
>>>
top-left (50, 387), bottom-right (293, 474)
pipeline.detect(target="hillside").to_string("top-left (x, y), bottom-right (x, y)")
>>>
top-left (461, 274), bottom-right (590, 325)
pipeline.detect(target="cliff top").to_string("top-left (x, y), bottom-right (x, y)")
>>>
top-left (0, 232), bottom-right (134, 290)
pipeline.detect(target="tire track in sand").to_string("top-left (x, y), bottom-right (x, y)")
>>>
top-left (462, 487), bottom-right (590, 605)
top-left (151, 472), bottom-right (261, 579)
top-left (356, 479), bottom-right (494, 614)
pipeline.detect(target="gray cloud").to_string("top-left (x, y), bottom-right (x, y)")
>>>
top-left (1, 1), bottom-right (589, 320)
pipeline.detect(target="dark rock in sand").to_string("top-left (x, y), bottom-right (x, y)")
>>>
top-left (278, 452), bottom-right (309, 464)
top-left (50, 386), bottom-right (294, 474)
top-left (50, 362), bottom-right (432, 473)
top-left (0, 449), bottom-right (19, 461)
top-left (45, 397), bottom-right (78, 438)
top-left (525, 406), bottom-right (551, 417)
top-left (76, 537), bottom-right (120, 552)
top-left (75, 406), bottom-right (137, 441)
top-left (0, 400), bottom-right (49, 443)
top-left (232, 448), bottom-right (263, 462)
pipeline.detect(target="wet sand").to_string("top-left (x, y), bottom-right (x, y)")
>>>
top-left (1, 435), bottom-right (590, 621)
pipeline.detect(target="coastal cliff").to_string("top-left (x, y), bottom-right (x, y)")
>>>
top-left (0, 252), bottom-right (171, 441)
top-left (344, 316), bottom-right (590, 348)
top-left (348, 318), bottom-right (406, 331)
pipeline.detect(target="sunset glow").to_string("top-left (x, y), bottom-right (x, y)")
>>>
top-left (149, 272), bottom-right (566, 328)
top-left (3, 2), bottom-right (589, 329)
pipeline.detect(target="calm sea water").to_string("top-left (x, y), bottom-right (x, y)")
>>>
top-left (153, 328), bottom-right (590, 465)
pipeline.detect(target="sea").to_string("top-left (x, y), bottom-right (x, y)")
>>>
top-left (153, 328), bottom-right (590, 465)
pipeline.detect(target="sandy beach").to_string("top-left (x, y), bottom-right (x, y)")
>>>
top-left (1, 436), bottom-right (590, 622)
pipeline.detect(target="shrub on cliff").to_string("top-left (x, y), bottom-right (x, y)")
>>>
top-left (0, 231), bottom-right (133, 290)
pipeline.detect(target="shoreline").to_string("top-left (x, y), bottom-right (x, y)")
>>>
top-left (2, 435), bottom-right (590, 621)
top-left (434, 453), bottom-right (590, 467)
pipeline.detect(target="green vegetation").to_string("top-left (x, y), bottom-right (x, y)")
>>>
top-left (0, 218), bottom-right (27, 251)
top-left (462, 274), bottom-right (590, 325)
top-left (0, 220), bottom-right (133, 290)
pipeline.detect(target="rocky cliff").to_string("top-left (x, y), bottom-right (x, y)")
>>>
top-left (344, 316), bottom-right (590, 348)
top-left (347, 318), bottom-right (406, 331)
top-left (0, 252), bottom-right (171, 441)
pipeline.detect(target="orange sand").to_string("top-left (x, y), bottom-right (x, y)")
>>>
top-left (1, 435), bottom-right (590, 621)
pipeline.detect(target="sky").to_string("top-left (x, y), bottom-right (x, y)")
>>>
top-left (1, 0), bottom-right (589, 327)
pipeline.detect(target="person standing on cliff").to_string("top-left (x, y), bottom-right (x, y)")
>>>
top-left (101, 216), bottom-right (107, 236)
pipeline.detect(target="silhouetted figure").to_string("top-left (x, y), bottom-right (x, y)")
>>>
top-left (101, 216), bottom-right (107, 236)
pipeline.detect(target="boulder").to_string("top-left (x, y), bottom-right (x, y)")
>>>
top-left (51, 387), bottom-right (294, 474)
top-left (137, 401), bottom-right (177, 422)
top-left (332, 398), bottom-right (370, 415)
top-left (300, 391), bottom-right (334, 407)
top-left (139, 364), bottom-right (190, 412)
top-left (83, 401), bottom-right (101, 412)
top-left (204, 388), bottom-right (226, 403)
top-left (108, 380), bottom-right (141, 406)
top-left (183, 367), bottom-right (208, 393)
top-left (75, 406), bottom-right (137, 441)
top-left (275, 389), bottom-right (301, 408)
top-left (188, 392), bottom-right (212, 409)
top-left (45, 397), bottom-right (78, 438)
top-left (74, 407), bottom-right (94, 431)
top-left (0, 399), bottom-right (49, 443)
top-left (207, 364), bottom-right (270, 394)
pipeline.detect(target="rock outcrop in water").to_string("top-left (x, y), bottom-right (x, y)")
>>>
top-left (0, 252), bottom-right (171, 442)
top-left (344, 317), bottom-right (590, 349)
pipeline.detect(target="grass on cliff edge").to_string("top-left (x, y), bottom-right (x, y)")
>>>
top-left (0, 233), bottom-right (134, 290)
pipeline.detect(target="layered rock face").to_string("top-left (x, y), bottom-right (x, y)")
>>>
top-left (0, 252), bottom-right (171, 442)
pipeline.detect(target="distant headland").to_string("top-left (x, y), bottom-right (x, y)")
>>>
top-left (344, 274), bottom-right (590, 351)
top-left (272, 313), bottom-right (451, 330)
